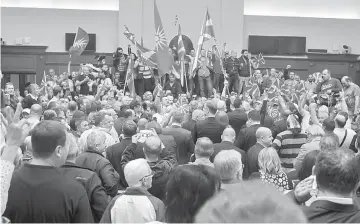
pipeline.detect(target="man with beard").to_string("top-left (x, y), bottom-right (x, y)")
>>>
top-left (75, 66), bottom-right (95, 96)
top-left (305, 74), bottom-right (317, 92)
top-left (224, 51), bottom-right (241, 94)
top-left (113, 47), bottom-right (128, 88)
top-left (341, 76), bottom-right (360, 120)
top-left (238, 49), bottom-right (252, 94)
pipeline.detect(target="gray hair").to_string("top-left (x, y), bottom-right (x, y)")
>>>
top-left (214, 150), bottom-right (242, 181)
top-left (86, 130), bottom-right (106, 152)
top-left (195, 137), bottom-right (214, 158)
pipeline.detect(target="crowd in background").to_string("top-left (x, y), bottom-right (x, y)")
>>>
top-left (1, 43), bottom-right (360, 223)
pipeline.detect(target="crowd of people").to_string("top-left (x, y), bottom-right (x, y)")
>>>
top-left (1, 43), bottom-right (360, 223)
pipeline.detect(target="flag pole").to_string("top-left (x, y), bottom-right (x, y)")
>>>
top-left (192, 9), bottom-right (208, 76)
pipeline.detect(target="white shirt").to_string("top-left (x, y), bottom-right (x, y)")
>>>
top-left (334, 128), bottom-right (356, 149)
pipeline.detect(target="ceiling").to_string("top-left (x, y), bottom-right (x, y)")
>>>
top-left (1, 0), bottom-right (360, 19)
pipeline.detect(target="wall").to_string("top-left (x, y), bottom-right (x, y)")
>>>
top-left (244, 15), bottom-right (360, 54)
top-left (2, 6), bottom-right (360, 54)
top-left (118, 0), bottom-right (244, 53)
top-left (0, 7), bottom-right (118, 53)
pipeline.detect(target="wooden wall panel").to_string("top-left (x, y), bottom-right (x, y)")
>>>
top-left (1, 55), bottom-right (36, 72)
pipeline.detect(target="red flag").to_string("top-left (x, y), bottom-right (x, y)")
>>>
top-left (177, 25), bottom-right (186, 86)
top-left (154, 0), bottom-right (172, 77)
top-left (192, 9), bottom-right (216, 73)
top-left (69, 27), bottom-right (89, 56)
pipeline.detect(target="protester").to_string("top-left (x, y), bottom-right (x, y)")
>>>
top-left (256, 147), bottom-right (290, 192)
top-left (164, 165), bottom-right (221, 223)
top-left (162, 111), bottom-right (195, 164)
top-left (60, 133), bottom-right (108, 222)
top-left (121, 135), bottom-right (177, 201)
top-left (100, 158), bottom-right (165, 223)
top-left (298, 149), bottom-right (360, 222)
top-left (3, 121), bottom-right (93, 223)
top-left (294, 124), bottom-right (325, 171)
top-left (106, 120), bottom-right (137, 189)
top-left (76, 130), bottom-right (120, 197)
top-left (190, 137), bottom-right (214, 167)
top-left (195, 180), bottom-right (307, 223)
top-left (214, 149), bottom-right (243, 190)
top-left (2, 34), bottom-right (360, 224)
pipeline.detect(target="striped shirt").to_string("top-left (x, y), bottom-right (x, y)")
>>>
top-left (272, 130), bottom-right (307, 172)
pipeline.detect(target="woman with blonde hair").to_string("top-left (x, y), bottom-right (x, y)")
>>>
top-left (258, 147), bottom-right (289, 192)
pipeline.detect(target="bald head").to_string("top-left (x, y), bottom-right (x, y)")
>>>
top-left (255, 127), bottom-right (273, 147)
top-left (124, 158), bottom-right (152, 187)
top-left (143, 136), bottom-right (162, 158)
top-left (30, 104), bottom-right (42, 116)
top-left (256, 127), bottom-right (271, 139)
top-left (221, 128), bottom-right (236, 143)
top-left (138, 118), bottom-right (148, 131)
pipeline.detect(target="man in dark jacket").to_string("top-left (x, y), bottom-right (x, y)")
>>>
top-left (162, 112), bottom-right (195, 164)
top-left (106, 120), bottom-right (137, 190)
top-left (224, 51), bottom-right (241, 94)
top-left (3, 121), bottom-right (93, 223)
top-left (76, 130), bottom-right (120, 198)
top-left (182, 109), bottom-right (205, 143)
top-left (211, 128), bottom-right (246, 176)
top-left (234, 110), bottom-right (261, 152)
top-left (121, 135), bottom-right (177, 201)
top-left (163, 73), bottom-right (182, 98)
top-left (246, 127), bottom-right (273, 178)
top-left (292, 149), bottom-right (360, 223)
top-left (61, 133), bottom-right (108, 222)
top-left (238, 49), bottom-right (252, 94)
top-left (194, 100), bottom-right (226, 144)
top-left (227, 98), bottom-right (248, 136)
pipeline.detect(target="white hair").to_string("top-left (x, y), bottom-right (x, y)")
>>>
top-left (86, 130), bottom-right (106, 152)
top-left (214, 150), bottom-right (242, 181)
top-left (124, 158), bottom-right (151, 187)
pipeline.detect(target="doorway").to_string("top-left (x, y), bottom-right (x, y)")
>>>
top-left (1, 73), bottom-right (36, 97)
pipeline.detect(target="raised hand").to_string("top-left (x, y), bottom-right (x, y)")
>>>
top-left (6, 119), bottom-right (31, 147)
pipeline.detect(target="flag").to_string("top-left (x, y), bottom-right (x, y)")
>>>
top-left (124, 26), bottom-right (157, 68)
top-left (177, 25), bottom-right (186, 86)
top-left (125, 58), bottom-right (136, 97)
top-left (244, 79), bottom-right (260, 99)
top-left (171, 62), bottom-right (181, 80)
top-left (39, 71), bottom-right (48, 95)
top-left (154, 0), bottom-right (172, 77)
top-left (192, 9), bottom-right (215, 74)
top-left (69, 27), bottom-right (89, 56)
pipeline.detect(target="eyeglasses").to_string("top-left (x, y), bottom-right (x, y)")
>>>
top-left (139, 171), bottom-right (155, 181)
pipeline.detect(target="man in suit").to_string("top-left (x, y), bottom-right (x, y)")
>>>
top-left (194, 100), bottom-right (226, 144)
top-left (234, 110), bottom-right (261, 152)
top-left (162, 112), bottom-right (195, 164)
top-left (106, 120), bottom-right (137, 190)
top-left (295, 149), bottom-right (360, 223)
top-left (182, 109), bottom-right (205, 143)
top-left (227, 98), bottom-right (248, 136)
top-left (246, 127), bottom-right (273, 178)
top-left (22, 84), bottom-right (40, 109)
top-left (211, 128), bottom-right (246, 176)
